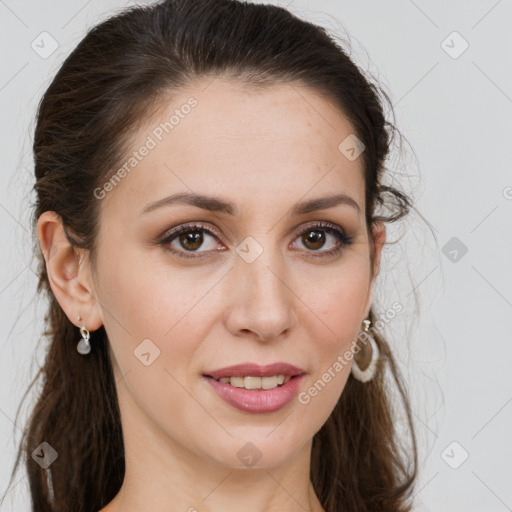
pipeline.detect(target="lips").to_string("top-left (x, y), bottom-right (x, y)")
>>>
top-left (203, 373), bottom-right (305, 414)
top-left (203, 362), bottom-right (306, 413)
top-left (204, 362), bottom-right (305, 380)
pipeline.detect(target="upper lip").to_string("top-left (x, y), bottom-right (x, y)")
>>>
top-left (204, 362), bottom-right (305, 380)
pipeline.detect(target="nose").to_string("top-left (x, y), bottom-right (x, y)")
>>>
top-left (223, 247), bottom-right (298, 343)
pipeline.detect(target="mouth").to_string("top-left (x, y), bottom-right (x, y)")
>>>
top-left (203, 362), bottom-right (305, 390)
top-left (203, 373), bottom-right (295, 390)
top-left (202, 362), bottom-right (305, 414)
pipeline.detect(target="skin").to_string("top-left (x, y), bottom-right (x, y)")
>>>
top-left (38, 77), bottom-right (385, 512)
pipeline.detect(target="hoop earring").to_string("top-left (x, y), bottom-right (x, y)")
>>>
top-left (77, 325), bottom-right (91, 355)
top-left (351, 319), bottom-right (379, 383)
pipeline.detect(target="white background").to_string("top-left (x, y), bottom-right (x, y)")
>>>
top-left (0, 1), bottom-right (511, 511)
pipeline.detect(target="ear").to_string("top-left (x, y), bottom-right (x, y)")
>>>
top-left (37, 211), bottom-right (103, 331)
top-left (362, 220), bottom-right (386, 319)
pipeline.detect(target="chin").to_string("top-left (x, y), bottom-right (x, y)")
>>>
top-left (200, 429), bottom-right (310, 470)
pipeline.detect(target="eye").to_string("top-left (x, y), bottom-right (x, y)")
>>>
top-left (158, 221), bottom-right (353, 260)
top-left (159, 223), bottom-right (224, 259)
top-left (291, 222), bottom-right (353, 260)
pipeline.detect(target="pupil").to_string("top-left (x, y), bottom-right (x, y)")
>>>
top-left (180, 231), bottom-right (202, 250)
top-left (304, 230), bottom-right (325, 250)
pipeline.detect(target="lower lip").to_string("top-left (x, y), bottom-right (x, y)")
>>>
top-left (203, 375), bottom-right (304, 414)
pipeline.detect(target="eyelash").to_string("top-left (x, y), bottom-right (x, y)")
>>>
top-left (158, 221), bottom-right (354, 261)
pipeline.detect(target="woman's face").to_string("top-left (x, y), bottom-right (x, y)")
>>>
top-left (89, 78), bottom-right (384, 469)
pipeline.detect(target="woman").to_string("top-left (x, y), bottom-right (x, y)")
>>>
top-left (3, 0), bottom-right (418, 510)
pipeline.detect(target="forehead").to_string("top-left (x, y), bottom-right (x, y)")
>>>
top-left (99, 78), bottom-right (366, 220)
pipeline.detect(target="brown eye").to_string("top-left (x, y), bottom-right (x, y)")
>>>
top-left (178, 231), bottom-right (204, 251)
top-left (292, 222), bottom-right (354, 260)
top-left (301, 229), bottom-right (326, 251)
top-left (159, 221), bottom-right (353, 261)
top-left (160, 223), bottom-right (223, 259)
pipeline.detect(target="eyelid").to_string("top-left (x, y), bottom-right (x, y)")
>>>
top-left (295, 220), bottom-right (344, 237)
top-left (160, 220), bottom-right (346, 240)
top-left (159, 221), bottom-right (223, 244)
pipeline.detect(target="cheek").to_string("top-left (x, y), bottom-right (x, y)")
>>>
top-left (96, 250), bottom-right (219, 393)
top-left (303, 263), bottom-right (370, 340)
top-left (96, 253), bottom-right (204, 429)
top-left (296, 260), bottom-right (369, 410)
top-left (294, 274), bottom-right (367, 432)
top-left (96, 238), bottom-right (198, 335)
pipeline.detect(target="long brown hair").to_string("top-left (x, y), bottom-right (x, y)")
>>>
top-left (2, 1), bottom-right (419, 510)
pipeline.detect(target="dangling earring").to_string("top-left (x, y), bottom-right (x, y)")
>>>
top-left (351, 318), bottom-right (379, 382)
top-left (76, 315), bottom-right (91, 355)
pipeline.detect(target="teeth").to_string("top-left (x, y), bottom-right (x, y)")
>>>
top-left (230, 376), bottom-right (245, 387)
top-left (216, 374), bottom-right (292, 390)
top-left (245, 376), bottom-right (262, 389)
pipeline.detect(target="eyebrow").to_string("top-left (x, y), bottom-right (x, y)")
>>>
top-left (139, 191), bottom-right (361, 217)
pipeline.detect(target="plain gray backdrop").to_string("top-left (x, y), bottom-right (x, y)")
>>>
top-left (1, 1), bottom-right (511, 511)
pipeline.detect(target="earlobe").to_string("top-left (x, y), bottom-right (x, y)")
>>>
top-left (37, 211), bottom-right (103, 331)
